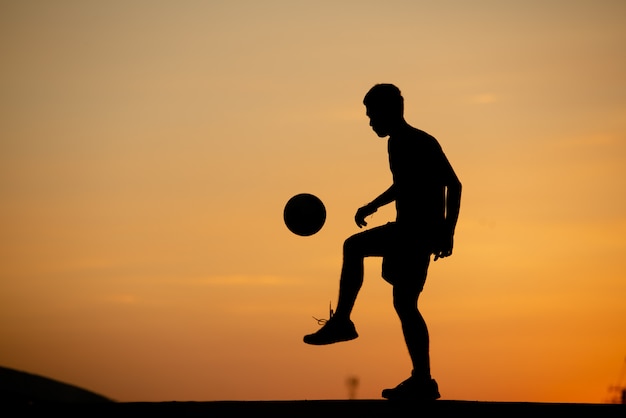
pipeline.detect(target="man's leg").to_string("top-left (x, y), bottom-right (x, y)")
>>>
top-left (392, 283), bottom-right (430, 380)
top-left (333, 232), bottom-right (373, 320)
top-left (382, 252), bottom-right (440, 400)
top-left (304, 225), bottom-right (391, 345)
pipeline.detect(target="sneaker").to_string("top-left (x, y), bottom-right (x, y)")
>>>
top-left (303, 316), bottom-right (358, 345)
top-left (381, 376), bottom-right (440, 401)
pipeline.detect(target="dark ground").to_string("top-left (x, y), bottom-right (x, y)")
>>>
top-left (3, 400), bottom-right (625, 418)
top-left (2, 367), bottom-right (624, 417)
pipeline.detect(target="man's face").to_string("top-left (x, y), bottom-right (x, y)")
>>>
top-left (366, 106), bottom-right (393, 138)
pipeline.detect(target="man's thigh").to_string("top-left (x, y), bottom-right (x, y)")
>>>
top-left (345, 222), bottom-right (398, 257)
top-left (347, 222), bottom-right (431, 288)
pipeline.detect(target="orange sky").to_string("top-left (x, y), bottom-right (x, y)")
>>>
top-left (1, 0), bottom-right (625, 403)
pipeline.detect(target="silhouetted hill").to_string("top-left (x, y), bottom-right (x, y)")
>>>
top-left (0, 366), bottom-right (111, 404)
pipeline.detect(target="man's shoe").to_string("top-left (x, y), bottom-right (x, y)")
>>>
top-left (381, 376), bottom-right (440, 401)
top-left (303, 316), bottom-right (358, 345)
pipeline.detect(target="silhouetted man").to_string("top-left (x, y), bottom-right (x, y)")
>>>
top-left (304, 84), bottom-right (461, 401)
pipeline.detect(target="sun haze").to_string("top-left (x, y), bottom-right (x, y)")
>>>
top-left (1, 1), bottom-right (625, 403)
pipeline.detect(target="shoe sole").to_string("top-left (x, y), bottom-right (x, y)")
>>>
top-left (303, 333), bottom-right (358, 345)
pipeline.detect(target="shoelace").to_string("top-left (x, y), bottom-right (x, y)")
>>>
top-left (312, 302), bottom-right (334, 325)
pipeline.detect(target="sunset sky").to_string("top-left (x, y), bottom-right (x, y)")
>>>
top-left (1, 0), bottom-right (625, 403)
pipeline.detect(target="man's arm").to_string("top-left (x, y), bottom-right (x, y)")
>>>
top-left (445, 179), bottom-right (462, 232)
top-left (434, 161), bottom-right (462, 260)
top-left (355, 185), bottom-right (396, 228)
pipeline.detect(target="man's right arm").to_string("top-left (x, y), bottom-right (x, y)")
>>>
top-left (355, 185), bottom-right (396, 227)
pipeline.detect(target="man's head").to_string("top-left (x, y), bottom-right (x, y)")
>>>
top-left (363, 84), bottom-right (405, 137)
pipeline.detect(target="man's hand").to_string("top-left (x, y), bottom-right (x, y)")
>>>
top-left (355, 204), bottom-right (377, 228)
top-left (433, 232), bottom-right (454, 261)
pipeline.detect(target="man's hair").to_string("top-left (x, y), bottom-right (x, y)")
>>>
top-left (363, 83), bottom-right (404, 115)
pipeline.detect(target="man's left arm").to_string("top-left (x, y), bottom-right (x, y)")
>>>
top-left (434, 155), bottom-right (462, 261)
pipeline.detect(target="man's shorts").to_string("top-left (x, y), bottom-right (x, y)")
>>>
top-left (348, 222), bottom-right (432, 290)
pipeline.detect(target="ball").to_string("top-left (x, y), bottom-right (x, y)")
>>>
top-left (283, 193), bottom-right (326, 236)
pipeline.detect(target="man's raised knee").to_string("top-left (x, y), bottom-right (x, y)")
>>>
top-left (343, 234), bottom-right (361, 256)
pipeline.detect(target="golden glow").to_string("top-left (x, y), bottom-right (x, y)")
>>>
top-left (1, 1), bottom-right (625, 403)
